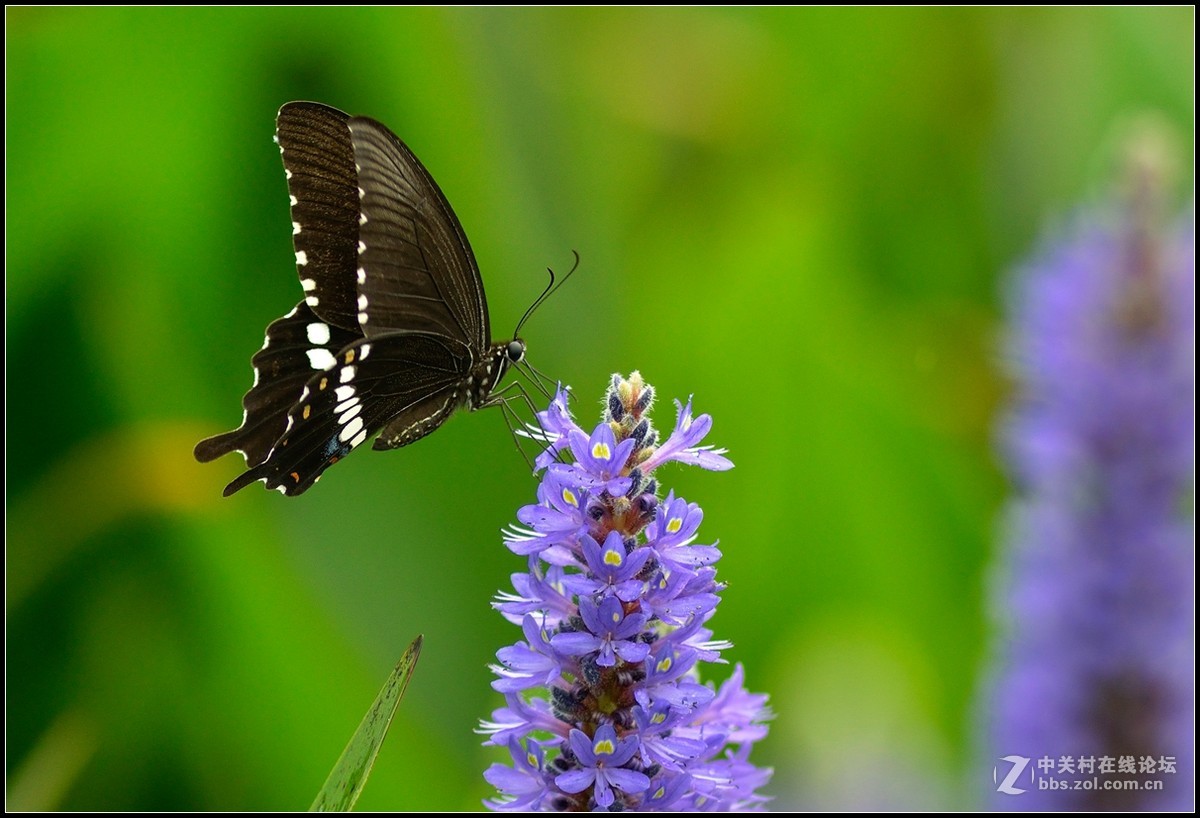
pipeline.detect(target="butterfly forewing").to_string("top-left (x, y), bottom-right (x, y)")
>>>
top-left (348, 116), bottom-right (489, 347)
top-left (222, 332), bottom-right (473, 495)
top-left (194, 301), bottom-right (362, 467)
top-left (276, 102), bottom-right (361, 331)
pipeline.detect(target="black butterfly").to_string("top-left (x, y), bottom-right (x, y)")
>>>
top-left (194, 101), bottom-right (531, 496)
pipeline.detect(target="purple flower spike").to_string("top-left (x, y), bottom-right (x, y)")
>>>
top-left (482, 373), bottom-right (772, 810)
top-left (984, 170), bottom-right (1194, 810)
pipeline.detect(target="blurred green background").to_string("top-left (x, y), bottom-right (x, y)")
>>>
top-left (6, 7), bottom-right (1193, 811)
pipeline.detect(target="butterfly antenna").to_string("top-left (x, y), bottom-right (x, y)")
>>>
top-left (513, 250), bottom-right (581, 338)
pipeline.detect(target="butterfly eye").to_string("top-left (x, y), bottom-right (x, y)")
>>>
top-left (506, 340), bottom-right (526, 363)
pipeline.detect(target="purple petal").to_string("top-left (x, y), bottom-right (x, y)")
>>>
top-left (591, 773), bottom-right (615, 807)
top-left (554, 769), bottom-right (595, 795)
top-left (568, 727), bottom-right (597, 763)
top-left (614, 640), bottom-right (651, 663)
top-left (604, 766), bottom-right (652, 795)
top-left (550, 631), bottom-right (601, 656)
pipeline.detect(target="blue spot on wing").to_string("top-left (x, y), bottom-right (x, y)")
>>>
top-left (322, 436), bottom-right (351, 460)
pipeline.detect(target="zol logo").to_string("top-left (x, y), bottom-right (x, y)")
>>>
top-left (994, 755), bottom-right (1031, 795)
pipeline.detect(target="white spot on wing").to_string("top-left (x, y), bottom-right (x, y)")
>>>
top-left (290, 194), bottom-right (298, 206)
top-left (350, 430), bottom-right (367, 449)
top-left (295, 250), bottom-right (308, 266)
top-left (300, 386), bottom-right (310, 402)
top-left (307, 348), bottom-right (337, 371)
top-left (335, 385), bottom-right (356, 402)
top-left (338, 403), bottom-right (363, 426)
top-left (360, 344), bottom-right (371, 360)
top-left (306, 295), bottom-right (320, 307)
top-left (285, 169), bottom-right (293, 180)
top-left (357, 294), bottom-right (368, 310)
top-left (306, 322), bottom-right (331, 346)
top-left (284, 306), bottom-right (298, 319)
top-left (358, 311), bottom-right (368, 324)
top-left (357, 240), bottom-right (366, 254)
top-left (301, 278), bottom-right (316, 292)
top-left (292, 221), bottom-right (301, 235)
top-left (359, 213), bottom-right (368, 225)
top-left (340, 366), bottom-right (356, 383)
top-left (335, 397), bottom-right (360, 414)
top-left (338, 416), bottom-right (364, 442)
top-left (356, 267), bottom-right (366, 285)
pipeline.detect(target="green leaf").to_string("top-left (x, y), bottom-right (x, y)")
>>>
top-left (309, 635), bottom-right (424, 812)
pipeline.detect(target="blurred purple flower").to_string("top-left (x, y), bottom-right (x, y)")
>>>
top-left (986, 183), bottom-right (1194, 810)
top-left (480, 372), bottom-right (772, 811)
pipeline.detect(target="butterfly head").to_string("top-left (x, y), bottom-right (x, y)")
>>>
top-left (506, 339), bottom-right (526, 364)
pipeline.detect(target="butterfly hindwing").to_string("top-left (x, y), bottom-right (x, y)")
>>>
top-left (348, 116), bottom-right (490, 348)
top-left (194, 301), bottom-right (362, 467)
top-left (221, 331), bottom-right (473, 496)
top-left (276, 102), bottom-right (361, 331)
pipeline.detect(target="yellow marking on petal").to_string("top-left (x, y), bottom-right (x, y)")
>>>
top-left (592, 442), bottom-right (611, 460)
top-left (654, 786), bottom-right (666, 799)
top-left (527, 752), bottom-right (537, 767)
top-left (594, 738), bottom-right (615, 755)
top-left (657, 656), bottom-right (673, 673)
top-left (611, 610), bottom-right (621, 623)
top-left (562, 487), bottom-right (578, 507)
top-left (666, 517), bottom-right (683, 534)
top-left (603, 550), bottom-right (623, 566)
top-left (651, 712), bottom-right (666, 724)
